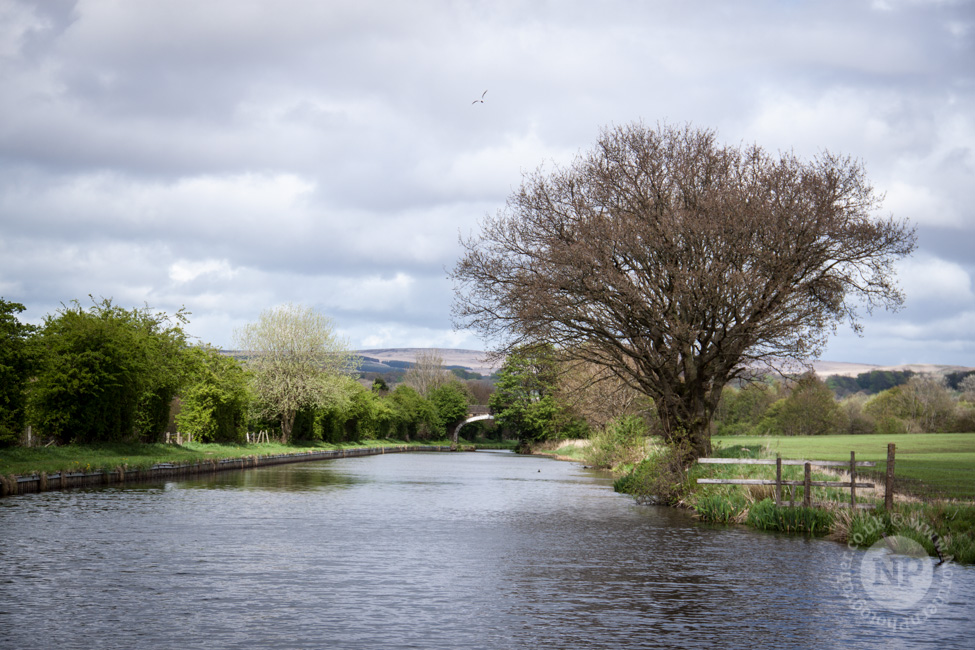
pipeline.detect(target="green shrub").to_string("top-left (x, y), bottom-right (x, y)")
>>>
top-left (613, 442), bottom-right (691, 505)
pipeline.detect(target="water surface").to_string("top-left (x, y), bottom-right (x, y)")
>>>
top-left (1, 450), bottom-right (971, 649)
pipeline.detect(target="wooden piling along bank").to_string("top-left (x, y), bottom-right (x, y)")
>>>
top-left (0, 445), bottom-right (454, 497)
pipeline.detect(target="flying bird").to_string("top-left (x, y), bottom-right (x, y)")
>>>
top-left (472, 90), bottom-right (487, 104)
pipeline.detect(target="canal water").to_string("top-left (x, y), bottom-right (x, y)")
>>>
top-left (1, 450), bottom-right (972, 649)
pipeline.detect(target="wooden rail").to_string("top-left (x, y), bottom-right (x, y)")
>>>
top-left (696, 445), bottom-right (897, 510)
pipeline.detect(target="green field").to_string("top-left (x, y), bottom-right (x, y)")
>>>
top-left (712, 433), bottom-right (975, 501)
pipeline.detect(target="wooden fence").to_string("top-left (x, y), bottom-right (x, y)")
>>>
top-left (695, 444), bottom-right (897, 510)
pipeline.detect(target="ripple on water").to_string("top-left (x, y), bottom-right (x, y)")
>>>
top-left (1, 451), bottom-right (973, 649)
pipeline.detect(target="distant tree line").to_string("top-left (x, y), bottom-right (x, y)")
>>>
top-left (6, 294), bottom-right (969, 453)
top-left (715, 372), bottom-right (975, 437)
top-left (825, 370), bottom-right (917, 398)
top-left (0, 298), bottom-right (495, 448)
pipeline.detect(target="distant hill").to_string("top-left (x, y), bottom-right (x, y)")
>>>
top-left (357, 350), bottom-right (974, 380)
top-left (355, 348), bottom-right (500, 377)
top-left (811, 361), bottom-right (975, 378)
top-left (233, 346), bottom-right (973, 384)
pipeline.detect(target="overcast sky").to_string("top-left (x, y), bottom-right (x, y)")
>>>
top-left (1, 0), bottom-right (973, 366)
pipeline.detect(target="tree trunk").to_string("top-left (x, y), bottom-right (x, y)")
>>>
top-left (657, 397), bottom-right (712, 463)
top-left (280, 409), bottom-right (294, 445)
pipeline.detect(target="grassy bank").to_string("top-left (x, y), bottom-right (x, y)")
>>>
top-left (612, 433), bottom-right (975, 564)
top-left (532, 439), bottom-right (590, 461)
top-left (0, 438), bottom-right (488, 479)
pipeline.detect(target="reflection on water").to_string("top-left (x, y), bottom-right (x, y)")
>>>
top-left (176, 462), bottom-right (366, 491)
top-left (0, 450), bottom-right (972, 649)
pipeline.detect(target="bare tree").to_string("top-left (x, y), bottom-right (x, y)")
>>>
top-left (403, 349), bottom-right (452, 396)
top-left (451, 123), bottom-right (915, 459)
top-left (557, 358), bottom-right (652, 431)
top-left (234, 303), bottom-right (358, 443)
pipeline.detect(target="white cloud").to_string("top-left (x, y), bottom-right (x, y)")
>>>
top-left (884, 182), bottom-right (962, 228)
top-left (898, 255), bottom-right (974, 304)
top-left (168, 258), bottom-right (238, 284)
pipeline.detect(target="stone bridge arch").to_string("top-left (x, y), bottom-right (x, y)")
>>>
top-left (451, 412), bottom-right (495, 450)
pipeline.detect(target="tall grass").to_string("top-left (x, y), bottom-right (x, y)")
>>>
top-left (694, 494), bottom-right (749, 523)
top-left (746, 499), bottom-right (834, 535)
top-left (830, 502), bottom-right (975, 564)
top-left (583, 415), bottom-right (652, 470)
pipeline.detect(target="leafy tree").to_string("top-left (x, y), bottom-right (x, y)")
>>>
top-left (0, 299), bottom-right (37, 446)
top-left (863, 376), bottom-right (957, 434)
top-left (343, 383), bottom-right (386, 442)
top-left (960, 374), bottom-right (975, 403)
top-left (839, 394), bottom-right (877, 435)
top-left (864, 387), bottom-right (910, 435)
top-left (713, 381), bottom-right (781, 436)
top-left (29, 299), bottom-right (189, 444)
top-left (453, 123), bottom-right (915, 459)
top-left (772, 373), bottom-right (847, 436)
top-left (946, 370), bottom-right (975, 391)
top-left (489, 345), bottom-right (588, 449)
top-left (855, 370), bottom-right (914, 394)
top-left (176, 346), bottom-right (250, 443)
top-left (291, 407), bottom-right (318, 442)
top-left (386, 384), bottom-right (439, 441)
top-left (897, 375), bottom-right (955, 433)
top-left (428, 381), bottom-right (473, 435)
top-left (234, 303), bottom-right (358, 443)
top-left (825, 375), bottom-right (860, 398)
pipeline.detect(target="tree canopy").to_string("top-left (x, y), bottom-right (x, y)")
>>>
top-left (489, 345), bottom-right (588, 449)
top-left (0, 299), bottom-right (37, 446)
top-left (28, 299), bottom-right (189, 444)
top-left (233, 303), bottom-right (358, 443)
top-left (452, 123), bottom-right (916, 458)
top-left (176, 345), bottom-right (250, 443)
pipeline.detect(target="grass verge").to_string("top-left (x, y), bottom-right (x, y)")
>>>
top-left (0, 439), bottom-right (465, 478)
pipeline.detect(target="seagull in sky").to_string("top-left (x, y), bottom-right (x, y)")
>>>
top-left (472, 89), bottom-right (487, 104)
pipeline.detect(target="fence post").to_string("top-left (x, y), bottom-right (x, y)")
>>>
top-left (775, 455), bottom-right (782, 507)
top-left (885, 443), bottom-right (896, 511)
top-left (803, 462), bottom-right (811, 508)
top-left (850, 451), bottom-right (856, 509)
